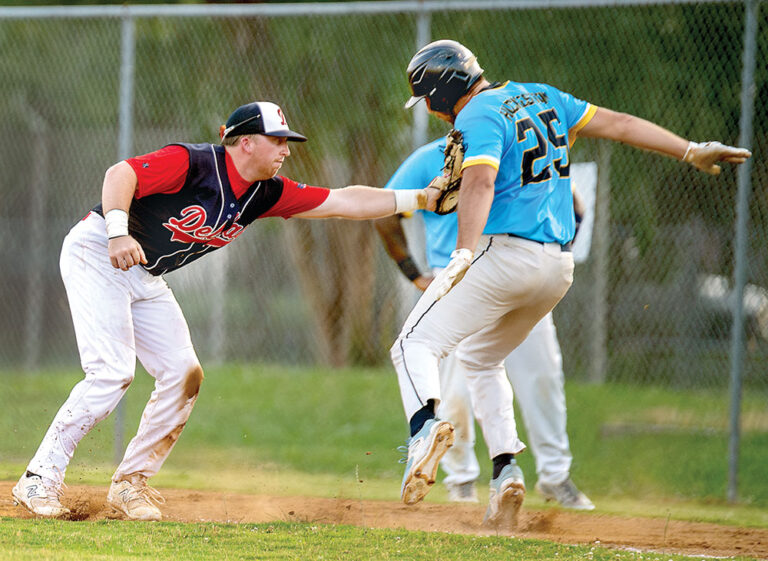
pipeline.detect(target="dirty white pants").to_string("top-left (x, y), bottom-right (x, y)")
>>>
top-left (391, 234), bottom-right (573, 461)
top-left (437, 351), bottom-right (481, 486)
top-left (439, 312), bottom-right (574, 486)
top-left (27, 213), bottom-right (202, 485)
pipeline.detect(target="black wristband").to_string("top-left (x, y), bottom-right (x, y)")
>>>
top-left (396, 257), bottom-right (421, 282)
top-left (574, 209), bottom-right (584, 239)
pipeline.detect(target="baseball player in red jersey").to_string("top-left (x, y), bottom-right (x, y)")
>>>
top-left (12, 101), bottom-right (439, 521)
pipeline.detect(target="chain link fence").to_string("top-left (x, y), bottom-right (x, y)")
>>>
top-left (1, 0), bottom-right (766, 488)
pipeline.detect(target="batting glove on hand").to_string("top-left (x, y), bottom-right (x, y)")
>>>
top-left (432, 248), bottom-right (473, 301)
top-left (683, 141), bottom-right (752, 175)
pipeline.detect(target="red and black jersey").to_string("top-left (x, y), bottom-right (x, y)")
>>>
top-left (93, 143), bottom-right (329, 276)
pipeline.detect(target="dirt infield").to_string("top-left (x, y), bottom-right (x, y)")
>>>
top-left (2, 482), bottom-right (767, 559)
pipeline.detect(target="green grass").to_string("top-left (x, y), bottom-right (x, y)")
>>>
top-left (3, 364), bottom-right (768, 560)
top-left (0, 519), bottom-right (754, 561)
top-left (2, 363), bottom-right (768, 528)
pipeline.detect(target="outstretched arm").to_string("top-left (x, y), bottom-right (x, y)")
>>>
top-left (102, 161), bottom-right (147, 271)
top-left (577, 107), bottom-right (751, 175)
top-left (294, 185), bottom-right (439, 219)
top-left (373, 214), bottom-right (433, 291)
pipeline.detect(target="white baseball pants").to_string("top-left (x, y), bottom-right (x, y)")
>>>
top-left (436, 351), bottom-right (482, 486)
top-left (391, 234), bottom-right (573, 460)
top-left (439, 313), bottom-right (574, 486)
top-left (27, 213), bottom-right (202, 486)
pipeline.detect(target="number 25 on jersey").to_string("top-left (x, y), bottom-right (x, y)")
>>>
top-left (513, 109), bottom-right (570, 186)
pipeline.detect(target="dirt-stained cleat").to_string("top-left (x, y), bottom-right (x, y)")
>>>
top-left (12, 472), bottom-right (70, 517)
top-left (107, 476), bottom-right (164, 521)
top-left (483, 461), bottom-right (525, 528)
top-left (535, 477), bottom-right (595, 510)
top-left (400, 419), bottom-right (455, 505)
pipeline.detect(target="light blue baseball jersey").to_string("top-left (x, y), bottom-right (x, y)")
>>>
top-left (384, 139), bottom-right (458, 268)
top-left (456, 81), bottom-right (595, 244)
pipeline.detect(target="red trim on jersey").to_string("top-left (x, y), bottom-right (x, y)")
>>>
top-left (224, 150), bottom-right (252, 199)
top-left (126, 144), bottom-right (328, 215)
top-left (127, 145), bottom-right (189, 199)
top-left (259, 177), bottom-right (330, 218)
top-left (127, 145), bottom-right (259, 200)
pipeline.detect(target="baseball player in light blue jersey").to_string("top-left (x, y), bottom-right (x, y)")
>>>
top-left (392, 39), bottom-right (750, 527)
top-left (376, 137), bottom-right (593, 510)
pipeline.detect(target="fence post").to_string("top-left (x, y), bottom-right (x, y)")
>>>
top-left (24, 109), bottom-right (51, 371)
top-left (23, 107), bottom-right (49, 371)
top-left (589, 141), bottom-right (611, 384)
top-left (114, 11), bottom-right (136, 467)
top-left (411, 8), bottom-right (430, 151)
top-left (396, 8), bottom-right (433, 320)
top-left (728, 0), bottom-right (758, 504)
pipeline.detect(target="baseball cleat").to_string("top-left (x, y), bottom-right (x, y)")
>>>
top-left (483, 461), bottom-right (525, 528)
top-left (107, 477), bottom-right (164, 521)
top-left (535, 477), bottom-right (595, 510)
top-left (400, 419), bottom-right (455, 505)
top-left (445, 480), bottom-right (480, 503)
top-left (12, 472), bottom-right (70, 517)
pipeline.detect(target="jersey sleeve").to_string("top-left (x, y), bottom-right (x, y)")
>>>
top-left (454, 104), bottom-right (505, 171)
top-left (126, 145), bottom-right (190, 199)
top-left (548, 86), bottom-right (596, 139)
top-left (259, 177), bottom-right (330, 219)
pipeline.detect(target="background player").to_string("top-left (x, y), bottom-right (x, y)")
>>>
top-left (375, 137), bottom-right (593, 509)
top-left (12, 100), bottom-right (440, 521)
top-left (392, 40), bottom-right (751, 527)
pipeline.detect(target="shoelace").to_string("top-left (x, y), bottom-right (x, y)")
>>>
top-left (123, 482), bottom-right (166, 507)
top-left (39, 479), bottom-right (67, 502)
top-left (141, 484), bottom-right (166, 506)
top-left (397, 444), bottom-right (410, 464)
top-left (44, 465), bottom-right (68, 502)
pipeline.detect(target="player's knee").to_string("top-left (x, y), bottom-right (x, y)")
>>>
top-left (455, 352), bottom-right (501, 375)
top-left (182, 364), bottom-right (204, 400)
top-left (82, 361), bottom-right (135, 390)
top-left (389, 338), bottom-right (402, 362)
top-left (391, 337), bottom-right (416, 369)
top-left (118, 372), bottom-right (136, 391)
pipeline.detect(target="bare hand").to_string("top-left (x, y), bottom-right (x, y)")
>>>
top-left (684, 141), bottom-right (752, 175)
top-left (413, 272), bottom-right (434, 292)
top-left (108, 235), bottom-right (148, 271)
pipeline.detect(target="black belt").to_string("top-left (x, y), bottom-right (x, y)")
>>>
top-left (506, 233), bottom-right (572, 252)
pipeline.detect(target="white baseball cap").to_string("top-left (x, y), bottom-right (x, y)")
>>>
top-left (222, 101), bottom-right (307, 142)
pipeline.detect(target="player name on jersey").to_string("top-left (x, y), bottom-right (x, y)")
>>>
top-left (499, 91), bottom-right (549, 119)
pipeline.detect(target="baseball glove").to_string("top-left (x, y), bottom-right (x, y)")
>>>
top-left (429, 129), bottom-right (465, 215)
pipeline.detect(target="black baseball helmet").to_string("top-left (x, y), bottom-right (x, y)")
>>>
top-left (405, 40), bottom-right (484, 114)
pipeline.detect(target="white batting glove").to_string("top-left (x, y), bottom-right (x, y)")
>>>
top-left (682, 141), bottom-right (752, 175)
top-left (432, 248), bottom-right (473, 301)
